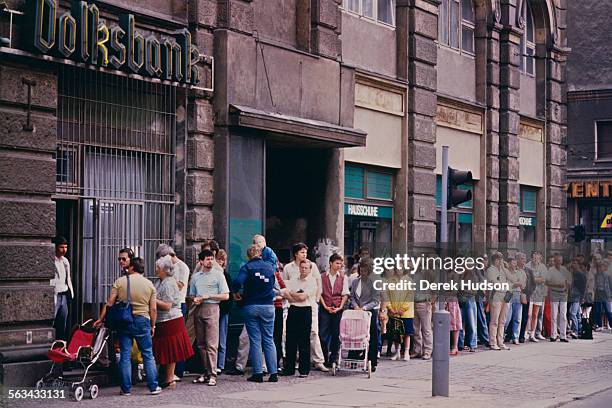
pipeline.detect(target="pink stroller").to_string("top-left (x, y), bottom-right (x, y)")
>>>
top-left (333, 310), bottom-right (372, 378)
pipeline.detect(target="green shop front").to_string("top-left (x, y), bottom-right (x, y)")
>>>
top-left (344, 164), bottom-right (394, 257)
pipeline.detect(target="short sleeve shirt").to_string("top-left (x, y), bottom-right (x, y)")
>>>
top-left (111, 274), bottom-right (157, 319)
top-left (189, 269), bottom-right (230, 304)
top-left (155, 277), bottom-right (183, 323)
top-left (286, 275), bottom-right (317, 307)
top-left (174, 259), bottom-right (190, 304)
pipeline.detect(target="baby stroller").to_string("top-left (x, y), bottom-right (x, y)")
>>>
top-left (36, 319), bottom-right (110, 401)
top-left (333, 310), bottom-right (372, 378)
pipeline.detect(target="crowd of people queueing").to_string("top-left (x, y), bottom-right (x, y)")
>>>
top-left (49, 234), bottom-right (612, 397)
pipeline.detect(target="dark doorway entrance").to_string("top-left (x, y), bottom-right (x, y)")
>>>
top-left (265, 146), bottom-right (330, 263)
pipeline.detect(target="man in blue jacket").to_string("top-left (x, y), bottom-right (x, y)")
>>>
top-left (232, 245), bottom-right (279, 383)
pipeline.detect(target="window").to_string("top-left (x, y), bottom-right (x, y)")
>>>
top-left (520, 187), bottom-right (537, 213)
top-left (344, 164), bottom-right (393, 200)
top-left (596, 121), bottom-right (612, 160)
top-left (439, 0), bottom-right (475, 54)
top-left (520, 1), bottom-right (536, 75)
top-left (343, 0), bottom-right (396, 26)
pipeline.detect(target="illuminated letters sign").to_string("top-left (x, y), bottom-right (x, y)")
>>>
top-left (29, 0), bottom-right (200, 84)
top-left (566, 180), bottom-right (611, 199)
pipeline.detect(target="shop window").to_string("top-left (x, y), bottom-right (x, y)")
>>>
top-left (438, 0), bottom-right (475, 54)
top-left (342, 0), bottom-right (396, 26)
top-left (345, 164), bottom-right (393, 201)
top-left (520, 1), bottom-right (536, 75)
top-left (596, 121), bottom-right (612, 160)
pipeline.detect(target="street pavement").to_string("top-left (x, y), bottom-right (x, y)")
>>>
top-left (4, 331), bottom-right (612, 408)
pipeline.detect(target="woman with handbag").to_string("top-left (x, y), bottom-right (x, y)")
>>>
top-left (94, 257), bottom-right (162, 396)
top-left (486, 252), bottom-right (510, 350)
top-left (153, 255), bottom-right (194, 389)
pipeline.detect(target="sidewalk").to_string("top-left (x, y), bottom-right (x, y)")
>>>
top-left (6, 332), bottom-right (612, 408)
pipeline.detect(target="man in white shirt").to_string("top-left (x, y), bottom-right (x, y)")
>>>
top-left (547, 253), bottom-right (571, 342)
top-left (51, 236), bottom-right (74, 340)
top-left (281, 260), bottom-right (318, 378)
top-left (282, 243), bottom-right (328, 371)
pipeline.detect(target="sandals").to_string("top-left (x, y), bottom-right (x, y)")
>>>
top-left (207, 377), bottom-right (217, 386)
top-left (192, 375), bottom-right (208, 384)
top-left (163, 381), bottom-right (176, 390)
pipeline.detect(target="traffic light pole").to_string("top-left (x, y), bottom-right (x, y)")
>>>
top-left (433, 146), bottom-right (451, 397)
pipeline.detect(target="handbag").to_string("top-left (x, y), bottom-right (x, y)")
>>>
top-left (105, 275), bottom-right (133, 330)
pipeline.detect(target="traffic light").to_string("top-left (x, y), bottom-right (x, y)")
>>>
top-left (447, 167), bottom-right (473, 209)
top-left (571, 225), bottom-right (586, 243)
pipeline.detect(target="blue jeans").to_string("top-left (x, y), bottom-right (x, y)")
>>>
top-left (458, 297), bottom-right (477, 349)
top-left (53, 293), bottom-right (69, 341)
top-left (594, 301), bottom-right (612, 327)
top-left (174, 303), bottom-right (188, 377)
top-left (476, 300), bottom-right (489, 345)
top-left (505, 295), bottom-right (523, 341)
top-left (243, 304), bottom-right (277, 375)
top-left (218, 313), bottom-right (229, 369)
top-left (118, 315), bottom-right (158, 393)
top-left (569, 301), bottom-right (581, 333)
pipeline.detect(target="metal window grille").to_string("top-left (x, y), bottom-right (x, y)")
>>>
top-left (56, 66), bottom-right (177, 302)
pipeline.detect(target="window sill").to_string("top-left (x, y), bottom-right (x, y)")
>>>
top-left (341, 9), bottom-right (396, 29)
top-left (436, 43), bottom-right (475, 59)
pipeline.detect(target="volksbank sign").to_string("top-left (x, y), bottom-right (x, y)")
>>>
top-left (29, 0), bottom-right (201, 84)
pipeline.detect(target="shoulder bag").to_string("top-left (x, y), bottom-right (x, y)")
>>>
top-left (105, 275), bottom-right (133, 330)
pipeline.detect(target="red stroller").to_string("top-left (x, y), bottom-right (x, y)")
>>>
top-left (36, 319), bottom-right (110, 401)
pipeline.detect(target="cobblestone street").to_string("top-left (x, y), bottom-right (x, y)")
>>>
top-left (5, 332), bottom-right (612, 408)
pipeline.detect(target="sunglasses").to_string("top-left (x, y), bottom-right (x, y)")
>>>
top-left (117, 257), bottom-right (128, 261)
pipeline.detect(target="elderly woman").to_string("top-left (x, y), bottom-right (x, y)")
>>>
top-left (153, 255), bottom-right (194, 388)
top-left (504, 256), bottom-right (526, 345)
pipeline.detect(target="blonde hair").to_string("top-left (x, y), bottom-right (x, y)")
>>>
top-left (246, 244), bottom-right (262, 260)
top-left (217, 248), bottom-right (228, 263)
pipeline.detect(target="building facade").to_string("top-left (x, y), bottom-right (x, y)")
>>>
top-left (0, 0), bottom-right (568, 384)
top-left (566, 0), bottom-right (612, 245)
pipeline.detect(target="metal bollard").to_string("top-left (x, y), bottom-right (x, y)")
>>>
top-left (432, 309), bottom-right (450, 397)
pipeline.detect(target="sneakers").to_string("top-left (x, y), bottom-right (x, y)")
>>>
top-left (529, 335), bottom-right (539, 343)
top-left (207, 377), bottom-right (217, 386)
top-left (550, 337), bottom-right (558, 342)
top-left (560, 338), bottom-right (570, 343)
top-left (315, 363), bottom-right (329, 372)
top-left (391, 350), bottom-right (401, 361)
top-left (268, 374), bottom-right (278, 383)
top-left (216, 368), bottom-right (222, 375)
top-left (120, 390), bottom-right (132, 396)
top-left (512, 339), bottom-right (519, 345)
top-left (172, 374), bottom-right (182, 382)
top-left (536, 333), bottom-right (546, 340)
top-left (403, 352), bottom-right (410, 361)
top-left (422, 354), bottom-right (432, 360)
top-left (490, 345), bottom-right (501, 350)
top-left (298, 373), bottom-right (309, 378)
top-left (500, 344), bottom-right (510, 350)
top-left (150, 386), bottom-right (162, 395)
